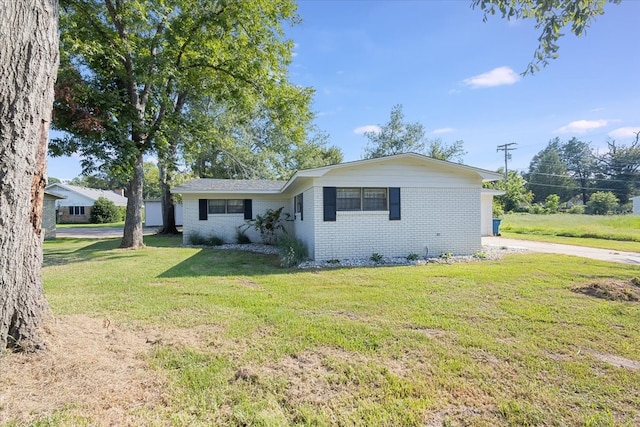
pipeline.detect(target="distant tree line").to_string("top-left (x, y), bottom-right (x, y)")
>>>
top-left (486, 133), bottom-right (640, 215)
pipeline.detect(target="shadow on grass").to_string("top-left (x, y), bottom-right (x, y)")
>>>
top-left (43, 235), bottom-right (183, 267)
top-left (158, 249), bottom-right (282, 278)
top-left (44, 234), bottom-right (285, 276)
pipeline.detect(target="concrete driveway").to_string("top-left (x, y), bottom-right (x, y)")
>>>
top-left (483, 236), bottom-right (640, 265)
top-left (56, 227), bottom-right (160, 239)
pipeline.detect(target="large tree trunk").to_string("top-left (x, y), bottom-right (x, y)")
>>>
top-left (0, 0), bottom-right (59, 351)
top-left (120, 153), bottom-right (145, 248)
top-left (158, 162), bottom-right (179, 235)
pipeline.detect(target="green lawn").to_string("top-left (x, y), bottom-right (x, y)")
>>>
top-left (19, 236), bottom-right (640, 425)
top-left (56, 221), bottom-right (126, 228)
top-left (500, 213), bottom-right (640, 252)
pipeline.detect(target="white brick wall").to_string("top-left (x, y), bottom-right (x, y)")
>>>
top-left (292, 187), bottom-right (316, 259)
top-left (182, 195), bottom-right (292, 244)
top-left (312, 187), bottom-right (481, 261)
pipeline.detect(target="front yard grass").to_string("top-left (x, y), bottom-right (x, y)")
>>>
top-left (500, 213), bottom-right (640, 252)
top-left (4, 235), bottom-right (639, 426)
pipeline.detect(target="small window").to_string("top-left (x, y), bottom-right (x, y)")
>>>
top-left (337, 188), bottom-right (361, 211)
top-left (363, 188), bottom-right (387, 211)
top-left (226, 199), bottom-right (244, 213)
top-left (208, 200), bottom-right (226, 214)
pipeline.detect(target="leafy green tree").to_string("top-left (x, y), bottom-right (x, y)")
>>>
top-left (426, 138), bottom-right (466, 163)
top-left (52, 0), bottom-right (312, 248)
top-left (90, 197), bottom-right (121, 223)
top-left (485, 169), bottom-right (533, 213)
top-left (544, 194), bottom-right (560, 213)
top-left (560, 137), bottom-right (596, 205)
top-left (472, 0), bottom-right (620, 74)
top-left (596, 137), bottom-right (640, 204)
top-left (143, 161), bottom-right (162, 200)
top-left (69, 172), bottom-right (124, 190)
top-left (362, 104), bottom-right (465, 162)
top-left (587, 191), bottom-right (618, 215)
top-left (526, 139), bottom-right (575, 203)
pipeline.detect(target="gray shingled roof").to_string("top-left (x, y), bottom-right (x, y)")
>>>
top-left (46, 184), bottom-right (128, 206)
top-left (172, 178), bottom-right (286, 193)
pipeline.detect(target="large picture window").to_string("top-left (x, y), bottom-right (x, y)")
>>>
top-left (69, 206), bottom-right (85, 215)
top-left (336, 187), bottom-right (387, 211)
top-left (208, 199), bottom-right (244, 214)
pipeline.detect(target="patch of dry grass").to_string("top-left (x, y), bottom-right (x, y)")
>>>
top-left (0, 315), bottom-right (166, 426)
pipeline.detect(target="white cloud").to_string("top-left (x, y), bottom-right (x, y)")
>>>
top-left (462, 66), bottom-right (520, 88)
top-left (353, 125), bottom-right (381, 135)
top-left (431, 127), bottom-right (454, 135)
top-left (608, 126), bottom-right (640, 139)
top-left (554, 119), bottom-right (610, 134)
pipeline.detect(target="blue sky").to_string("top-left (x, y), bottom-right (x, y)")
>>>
top-left (47, 0), bottom-right (640, 181)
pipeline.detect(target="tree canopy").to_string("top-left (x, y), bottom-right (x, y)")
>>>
top-left (362, 104), bottom-right (466, 162)
top-left (52, 0), bottom-right (313, 247)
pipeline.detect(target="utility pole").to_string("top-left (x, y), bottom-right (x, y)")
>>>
top-left (496, 142), bottom-right (517, 188)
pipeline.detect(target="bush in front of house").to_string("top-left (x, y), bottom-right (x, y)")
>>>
top-left (188, 232), bottom-right (224, 246)
top-left (236, 229), bottom-right (251, 244)
top-left (277, 235), bottom-right (308, 267)
top-left (242, 207), bottom-right (291, 245)
top-left (90, 197), bottom-right (121, 223)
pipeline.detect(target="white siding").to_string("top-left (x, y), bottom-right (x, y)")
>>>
top-left (315, 160), bottom-right (479, 188)
top-left (481, 193), bottom-right (493, 236)
top-left (633, 196), bottom-right (640, 215)
top-left (51, 190), bottom-right (95, 208)
top-left (182, 195), bottom-right (291, 244)
top-left (292, 186), bottom-right (316, 259)
top-left (312, 187), bottom-right (481, 261)
top-left (144, 201), bottom-right (183, 226)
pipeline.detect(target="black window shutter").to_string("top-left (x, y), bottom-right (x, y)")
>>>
top-left (323, 187), bottom-right (336, 221)
top-left (69, 206), bottom-right (73, 215)
top-left (198, 199), bottom-right (208, 220)
top-left (300, 193), bottom-right (304, 221)
top-left (244, 199), bottom-right (252, 220)
top-left (389, 187), bottom-right (401, 220)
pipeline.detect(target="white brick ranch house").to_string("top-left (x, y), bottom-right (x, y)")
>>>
top-left (172, 153), bottom-right (503, 261)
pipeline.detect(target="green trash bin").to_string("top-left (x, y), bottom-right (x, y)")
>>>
top-left (492, 218), bottom-right (502, 236)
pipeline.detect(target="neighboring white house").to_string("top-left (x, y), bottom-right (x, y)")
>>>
top-left (171, 153), bottom-right (503, 261)
top-left (144, 200), bottom-right (183, 226)
top-left (633, 196), bottom-right (640, 215)
top-left (45, 183), bottom-right (128, 223)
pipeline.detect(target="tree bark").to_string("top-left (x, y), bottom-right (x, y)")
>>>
top-left (158, 162), bottom-right (179, 235)
top-left (0, 0), bottom-right (59, 351)
top-left (120, 153), bottom-right (145, 248)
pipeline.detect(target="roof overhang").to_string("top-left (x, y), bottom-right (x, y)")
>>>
top-left (281, 152), bottom-right (503, 192)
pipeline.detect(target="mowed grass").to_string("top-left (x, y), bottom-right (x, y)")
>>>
top-left (56, 221), bottom-right (125, 228)
top-left (35, 236), bottom-right (640, 426)
top-left (500, 213), bottom-right (640, 252)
